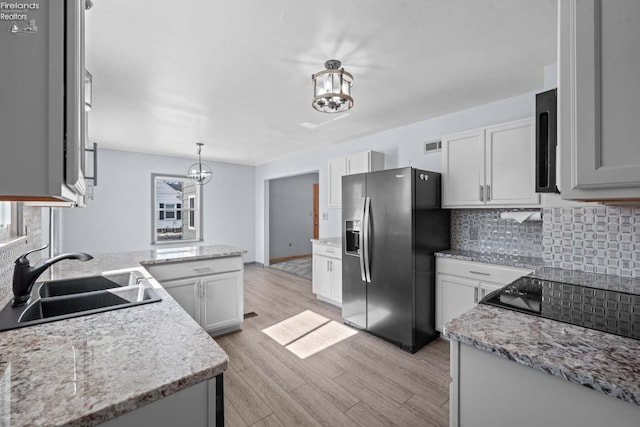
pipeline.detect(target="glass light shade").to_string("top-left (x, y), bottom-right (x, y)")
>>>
top-left (187, 163), bottom-right (213, 185)
top-left (312, 66), bottom-right (353, 113)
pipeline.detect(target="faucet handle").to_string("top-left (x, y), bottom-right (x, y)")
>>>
top-left (15, 245), bottom-right (49, 265)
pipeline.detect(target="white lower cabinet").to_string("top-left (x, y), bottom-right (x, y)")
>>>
top-left (101, 376), bottom-right (222, 427)
top-left (450, 342), bottom-right (640, 427)
top-left (200, 272), bottom-right (243, 333)
top-left (161, 277), bottom-right (201, 322)
top-left (437, 275), bottom-right (477, 333)
top-left (436, 257), bottom-right (533, 332)
top-left (312, 242), bottom-right (342, 306)
top-left (145, 256), bottom-right (244, 336)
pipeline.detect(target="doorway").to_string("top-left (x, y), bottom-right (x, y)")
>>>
top-left (267, 172), bottom-right (319, 279)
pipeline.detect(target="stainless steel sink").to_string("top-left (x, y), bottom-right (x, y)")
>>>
top-left (38, 271), bottom-right (142, 298)
top-left (0, 272), bottom-right (162, 331)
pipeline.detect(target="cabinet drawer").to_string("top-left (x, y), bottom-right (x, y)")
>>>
top-left (313, 244), bottom-right (341, 258)
top-left (145, 256), bottom-right (243, 282)
top-left (436, 257), bottom-right (532, 286)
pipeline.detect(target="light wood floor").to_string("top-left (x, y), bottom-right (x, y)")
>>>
top-left (215, 264), bottom-right (450, 427)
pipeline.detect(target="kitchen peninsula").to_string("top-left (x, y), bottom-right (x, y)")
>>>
top-left (445, 268), bottom-right (640, 427)
top-left (0, 244), bottom-right (245, 426)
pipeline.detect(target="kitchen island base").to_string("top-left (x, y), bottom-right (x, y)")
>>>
top-left (450, 341), bottom-right (640, 427)
top-left (101, 374), bottom-right (223, 427)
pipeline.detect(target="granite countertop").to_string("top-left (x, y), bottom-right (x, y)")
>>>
top-left (311, 237), bottom-right (342, 247)
top-left (436, 248), bottom-right (544, 270)
top-left (0, 244), bottom-right (245, 426)
top-left (445, 291), bottom-right (640, 406)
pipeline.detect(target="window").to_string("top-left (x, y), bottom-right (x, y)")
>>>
top-left (152, 175), bottom-right (202, 244)
top-left (0, 202), bottom-right (10, 241)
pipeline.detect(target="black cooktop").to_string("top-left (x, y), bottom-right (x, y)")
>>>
top-left (480, 276), bottom-right (640, 340)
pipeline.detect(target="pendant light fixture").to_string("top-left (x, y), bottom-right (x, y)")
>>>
top-left (187, 143), bottom-right (213, 185)
top-left (311, 59), bottom-right (353, 113)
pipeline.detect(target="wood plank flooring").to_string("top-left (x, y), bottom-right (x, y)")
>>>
top-left (215, 265), bottom-right (450, 427)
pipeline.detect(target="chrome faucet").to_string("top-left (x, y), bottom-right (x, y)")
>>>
top-left (12, 245), bottom-right (93, 306)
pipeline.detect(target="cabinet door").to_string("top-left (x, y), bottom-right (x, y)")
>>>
top-left (436, 274), bottom-right (479, 332)
top-left (485, 118), bottom-right (540, 206)
top-left (479, 282), bottom-right (504, 301)
top-left (162, 278), bottom-right (201, 323)
top-left (330, 258), bottom-right (342, 304)
top-left (328, 157), bottom-right (347, 208)
top-left (346, 152), bottom-right (370, 175)
top-left (560, 0), bottom-right (640, 199)
top-left (312, 255), bottom-right (332, 298)
top-left (442, 129), bottom-right (486, 207)
top-left (201, 272), bottom-right (243, 333)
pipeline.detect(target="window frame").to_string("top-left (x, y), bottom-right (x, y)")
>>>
top-left (151, 174), bottom-right (203, 244)
top-left (188, 195), bottom-right (196, 230)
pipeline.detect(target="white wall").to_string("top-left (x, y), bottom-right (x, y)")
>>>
top-left (61, 149), bottom-right (256, 261)
top-left (254, 91), bottom-right (540, 265)
top-left (269, 172), bottom-right (318, 260)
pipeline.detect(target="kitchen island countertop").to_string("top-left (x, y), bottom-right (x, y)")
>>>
top-left (445, 297), bottom-right (640, 406)
top-left (0, 244), bottom-right (245, 426)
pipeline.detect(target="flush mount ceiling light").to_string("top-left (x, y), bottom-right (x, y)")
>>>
top-left (311, 59), bottom-right (354, 113)
top-left (187, 143), bottom-right (212, 185)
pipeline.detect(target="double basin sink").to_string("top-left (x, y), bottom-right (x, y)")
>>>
top-left (0, 271), bottom-right (162, 331)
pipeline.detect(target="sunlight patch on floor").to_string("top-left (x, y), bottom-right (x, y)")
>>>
top-left (262, 310), bottom-right (329, 345)
top-left (285, 320), bottom-right (357, 359)
top-left (262, 310), bottom-right (358, 359)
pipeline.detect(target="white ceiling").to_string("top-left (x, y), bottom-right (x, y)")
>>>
top-left (86, 0), bottom-right (557, 166)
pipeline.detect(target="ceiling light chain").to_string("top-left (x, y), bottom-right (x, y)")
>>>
top-left (187, 143), bottom-right (213, 185)
top-left (311, 59), bottom-right (354, 113)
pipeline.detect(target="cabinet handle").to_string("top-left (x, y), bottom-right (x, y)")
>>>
top-left (479, 185), bottom-right (484, 202)
top-left (85, 142), bottom-right (98, 186)
top-left (326, 248), bottom-right (334, 254)
top-left (474, 287), bottom-right (478, 304)
top-left (486, 185), bottom-right (491, 202)
top-left (469, 270), bottom-right (491, 276)
top-left (481, 288), bottom-right (486, 299)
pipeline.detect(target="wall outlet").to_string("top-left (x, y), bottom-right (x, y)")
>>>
top-left (322, 212), bottom-right (328, 220)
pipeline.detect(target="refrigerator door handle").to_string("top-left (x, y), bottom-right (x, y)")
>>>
top-left (363, 196), bottom-right (372, 283)
top-left (359, 197), bottom-right (367, 282)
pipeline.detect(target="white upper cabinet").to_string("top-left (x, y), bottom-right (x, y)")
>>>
top-left (328, 158), bottom-right (347, 208)
top-left (559, 0), bottom-right (640, 201)
top-left (442, 118), bottom-right (540, 208)
top-left (442, 129), bottom-right (486, 207)
top-left (485, 119), bottom-right (539, 206)
top-left (328, 151), bottom-right (384, 208)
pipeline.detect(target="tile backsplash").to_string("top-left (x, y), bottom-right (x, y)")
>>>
top-left (451, 209), bottom-right (543, 258)
top-left (452, 206), bottom-right (640, 278)
top-left (0, 206), bottom-right (43, 303)
top-left (543, 206), bottom-right (640, 278)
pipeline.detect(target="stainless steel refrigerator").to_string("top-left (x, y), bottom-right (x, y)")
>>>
top-left (342, 167), bottom-right (450, 353)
